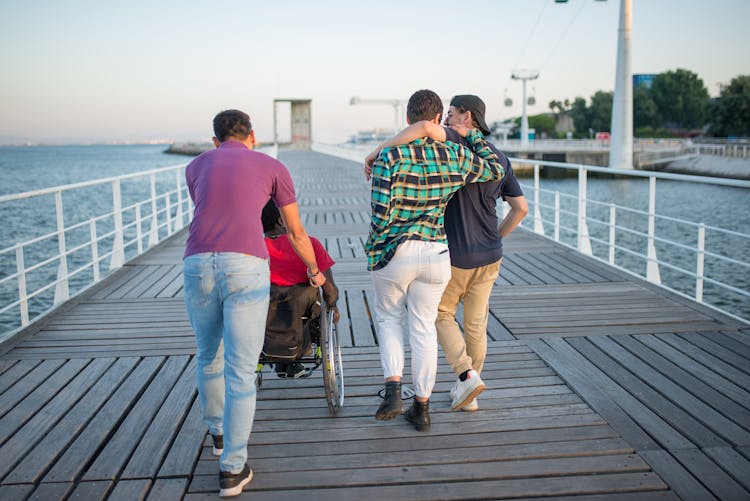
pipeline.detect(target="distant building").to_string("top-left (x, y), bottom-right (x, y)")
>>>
top-left (633, 74), bottom-right (656, 89)
top-left (555, 113), bottom-right (575, 134)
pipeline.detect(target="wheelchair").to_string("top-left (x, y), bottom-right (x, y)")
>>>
top-left (256, 287), bottom-right (344, 416)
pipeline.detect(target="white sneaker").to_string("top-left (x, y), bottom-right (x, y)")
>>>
top-left (450, 370), bottom-right (486, 410)
top-left (462, 398), bottom-right (479, 412)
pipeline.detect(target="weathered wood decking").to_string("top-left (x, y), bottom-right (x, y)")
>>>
top-left (0, 150), bottom-right (748, 500)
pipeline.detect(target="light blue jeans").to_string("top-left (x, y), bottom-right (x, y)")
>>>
top-left (183, 252), bottom-right (270, 474)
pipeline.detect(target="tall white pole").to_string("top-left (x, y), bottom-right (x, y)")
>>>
top-left (609, 0), bottom-right (633, 169)
top-left (521, 80), bottom-right (529, 148)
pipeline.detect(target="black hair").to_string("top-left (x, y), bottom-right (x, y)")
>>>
top-left (213, 109), bottom-right (252, 142)
top-left (406, 89), bottom-right (443, 124)
top-left (261, 199), bottom-right (282, 233)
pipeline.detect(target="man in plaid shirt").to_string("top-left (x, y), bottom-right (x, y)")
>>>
top-left (365, 89), bottom-right (504, 431)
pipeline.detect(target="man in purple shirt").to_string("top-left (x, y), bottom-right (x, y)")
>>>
top-left (183, 109), bottom-right (325, 497)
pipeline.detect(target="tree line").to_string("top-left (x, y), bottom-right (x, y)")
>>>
top-left (533, 69), bottom-right (749, 139)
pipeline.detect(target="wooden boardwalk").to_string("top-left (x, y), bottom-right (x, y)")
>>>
top-left (0, 150), bottom-right (748, 500)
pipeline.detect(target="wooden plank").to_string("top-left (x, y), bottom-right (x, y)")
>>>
top-left (4, 357), bottom-right (138, 484)
top-left (676, 332), bottom-right (750, 373)
top-left (93, 265), bottom-right (156, 300)
top-left (588, 336), bottom-right (750, 445)
top-left (107, 479), bottom-right (151, 501)
top-left (193, 454), bottom-right (652, 490)
top-left (245, 413), bottom-right (604, 447)
top-left (0, 357), bottom-right (115, 479)
top-left (639, 450), bottom-right (717, 501)
top-left (501, 256), bottom-right (545, 285)
top-left (116, 265), bottom-right (173, 299)
top-left (0, 360), bottom-right (58, 416)
top-left (211, 438), bottom-right (635, 475)
top-left (702, 331), bottom-right (750, 360)
top-left (510, 253), bottom-right (567, 284)
top-left (568, 337), bottom-right (728, 449)
top-left (0, 484), bottom-right (35, 500)
top-left (158, 396), bottom-right (205, 477)
top-left (26, 482), bottom-right (73, 500)
top-left (243, 424), bottom-right (619, 458)
top-left (614, 335), bottom-right (750, 435)
top-left (42, 357), bottom-right (165, 482)
top-left (122, 358), bottom-right (197, 478)
top-left (703, 446), bottom-right (750, 491)
top-left (66, 480), bottom-right (112, 500)
top-left (536, 337), bottom-right (691, 450)
top-left (634, 334), bottom-right (750, 406)
top-left (527, 339), bottom-right (659, 451)
top-left (346, 288), bottom-right (376, 347)
top-left (83, 355), bottom-right (190, 481)
top-left (157, 271), bottom-right (185, 298)
top-left (143, 265), bottom-right (182, 298)
top-left (670, 448), bottom-right (749, 500)
top-left (146, 478), bottom-right (188, 501)
top-left (540, 251), bottom-right (611, 282)
top-left (187, 472), bottom-right (667, 500)
top-left (657, 334), bottom-right (750, 389)
top-left (0, 358), bottom-right (86, 443)
top-left (0, 359), bottom-right (41, 396)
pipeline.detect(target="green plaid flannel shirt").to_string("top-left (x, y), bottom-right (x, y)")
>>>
top-left (365, 129), bottom-right (504, 270)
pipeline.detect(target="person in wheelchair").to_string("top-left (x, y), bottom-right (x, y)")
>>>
top-left (261, 200), bottom-right (340, 379)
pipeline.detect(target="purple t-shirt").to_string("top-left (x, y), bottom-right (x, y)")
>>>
top-left (184, 141), bottom-right (297, 259)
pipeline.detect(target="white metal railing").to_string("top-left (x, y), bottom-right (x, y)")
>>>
top-left (692, 143), bottom-right (750, 159)
top-left (513, 159), bottom-right (750, 323)
top-left (0, 144), bottom-right (280, 341)
top-left (0, 164), bottom-right (192, 340)
top-left (313, 142), bottom-right (750, 323)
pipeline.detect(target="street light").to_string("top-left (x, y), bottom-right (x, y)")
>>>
top-left (511, 69), bottom-right (539, 148)
top-left (349, 97), bottom-right (404, 132)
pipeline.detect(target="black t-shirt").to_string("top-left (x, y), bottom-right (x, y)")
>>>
top-left (443, 127), bottom-right (523, 269)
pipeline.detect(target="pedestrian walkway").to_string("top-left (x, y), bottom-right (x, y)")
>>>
top-left (0, 151), bottom-right (747, 500)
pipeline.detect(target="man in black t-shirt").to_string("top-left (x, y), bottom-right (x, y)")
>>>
top-left (365, 95), bottom-right (528, 412)
top-left (437, 95), bottom-right (527, 412)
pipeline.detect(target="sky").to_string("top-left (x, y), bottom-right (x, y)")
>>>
top-left (1, 0), bottom-right (748, 145)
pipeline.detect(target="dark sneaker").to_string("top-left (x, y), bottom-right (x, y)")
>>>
top-left (275, 363), bottom-right (288, 379)
top-left (286, 362), bottom-right (309, 379)
top-left (211, 433), bottom-right (223, 456)
top-left (219, 463), bottom-right (253, 497)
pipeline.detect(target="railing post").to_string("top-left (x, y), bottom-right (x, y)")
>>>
top-left (609, 204), bottom-right (616, 265)
top-left (696, 223), bottom-right (705, 302)
top-left (90, 219), bottom-right (100, 283)
top-left (16, 244), bottom-right (29, 326)
top-left (554, 191), bottom-right (560, 242)
top-left (53, 190), bottom-right (69, 305)
top-left (110, 179), bottom-right (125, 271)
top-left (646, 176), bottom-right (661, 284)
top-left (577, 168), bottom-right (592, 255)
top-left (135, 204), bottom-right (143, 254)
top-left (148, 173), bottom-right (159, 247)
top-left (165, 192), bottom-right (172, 236)
top-left (175, 170), bottom-right (184, 231)
top-left (533, 164), bottom-right (544, 235)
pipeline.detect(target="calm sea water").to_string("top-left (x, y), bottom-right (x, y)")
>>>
top-left (0, 144), bottom-right (188, 335)
top-left (513, 174), bottom-right (750, 321)
top-left (0, 145), bottom-right (748, 336)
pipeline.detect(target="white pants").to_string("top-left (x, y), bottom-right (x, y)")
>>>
top-left (371, 240), bottom-right (451, 398)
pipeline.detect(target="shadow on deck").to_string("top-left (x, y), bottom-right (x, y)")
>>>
top-left (0, 151), bottom-right (748, 500)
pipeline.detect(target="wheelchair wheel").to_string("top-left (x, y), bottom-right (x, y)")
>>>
top-left (319, 304), bottom-right (344, 415)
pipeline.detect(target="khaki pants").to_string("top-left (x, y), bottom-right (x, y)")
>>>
top-left (436, 259), bottom-right (501, 376)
